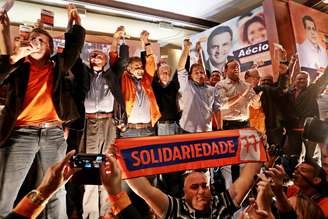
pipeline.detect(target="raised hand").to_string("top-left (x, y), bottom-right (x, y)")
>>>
top-left (264, 164), bottom-right (286, 196)
top-left (113, 26), bottom-right (125, 40)
top-left (183, 39), bottom-right (192, 50)
top-left (196, 41), bottom-right (203, 53)
top-left (100, 153), bottom-right (122, 195)
top-left (67, 3), bottom-right (81, 25)
top-left (140, 30), bottom-right (149, 46)
top-left (36, 150), bottom-right (79, 199)
top-left (0, 10), bottom-right (11, 54)
top-left (273, 43), bottom-right (287, 63)
top-left (0, 10), bottom-right (10, 33)
top-left (256, 173), bottom-right (274, 211)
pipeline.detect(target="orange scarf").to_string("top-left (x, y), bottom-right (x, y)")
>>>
top-left (249, 106), bottom-right (266, 134)
top-left (121, 55), bottom-right (161, 126)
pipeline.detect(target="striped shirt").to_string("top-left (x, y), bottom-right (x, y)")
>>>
top-left (164, 190), bottom-right (237, 219)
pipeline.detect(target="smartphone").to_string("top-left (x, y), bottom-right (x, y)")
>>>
top-left (71, 153), bottom-right (105, 169)
top-left (70, 154), bottom-right (105, 185)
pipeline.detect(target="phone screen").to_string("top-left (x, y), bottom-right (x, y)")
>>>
top-left (72, 154), bottom-right (105, 169)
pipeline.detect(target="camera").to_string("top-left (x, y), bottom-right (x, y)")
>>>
top-left (70, 154), bottom-right (105, 185)
top-left (303, 117), bottom-right (328, 145)
top-left (71, 153), bottom-right (105, 169)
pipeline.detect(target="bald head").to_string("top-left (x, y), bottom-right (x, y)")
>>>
top-left (184, 171), bottom-right (207, 187)
top-left (183, 171), bottom-right (211, 211)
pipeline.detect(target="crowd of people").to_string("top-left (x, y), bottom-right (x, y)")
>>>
top-left (0, 4), bottom-right (328, 219)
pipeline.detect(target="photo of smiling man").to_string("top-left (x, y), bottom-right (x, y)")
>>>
top-left (297, 15), bottom-right (328, 71)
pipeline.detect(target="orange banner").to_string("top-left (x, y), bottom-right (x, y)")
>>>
top-left (115, 128), bottom-right (266, 179)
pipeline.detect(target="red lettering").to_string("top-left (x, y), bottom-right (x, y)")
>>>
top-left (248, 134), bottom-right (258, 152)
top-left (131, 151), bottom-right (141, 167)
top-left (240, 136), bottom-right (251, 153)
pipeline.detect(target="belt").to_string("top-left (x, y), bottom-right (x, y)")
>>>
top-left (85, 113), bottom-right (113, 119)
top-left (16, 121), bottom-right (62, 129)
top-left (158, 120), bottom-right (176, 124)
top-left (223, 120), bottom-right (248, 124)
top-left (291, 128), bottom-right (304, 132)
top-left (127, 123), bottom-right (152, 129)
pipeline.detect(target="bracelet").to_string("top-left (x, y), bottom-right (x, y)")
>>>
top-left (13, 193), bottom-right (48, 218)
top-left (146, 53), bottom-right (153, 57)
top-left (26, 190), bottom-right (47, 205)
top-left (109, 192), bottom-right (132, 216)
top-left (108, 191), bottom-right (126, 202)
top-left (145, 42), bottom-right (151, 46)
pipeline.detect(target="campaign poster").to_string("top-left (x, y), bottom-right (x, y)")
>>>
top-left (53, 38), bottom-right (111, 68)
top-left (189, 6), bottom-right (272, 79)
top-left (41, 9), bottom-right (54, 27)
top-left (289, 1), bottom-right (328, 81)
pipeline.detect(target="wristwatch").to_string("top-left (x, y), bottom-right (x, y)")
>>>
top-left (26, 190), bottom-right (46, 205)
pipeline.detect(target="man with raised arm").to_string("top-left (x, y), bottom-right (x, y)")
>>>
top-left (110, 26), bottom-right (160, 138)
top-left (0, 5), bottom-right (85, 218)
top-left (177, 40), bottom-right (222, 133)
top-left (126, 161), bottom-right (261, 218)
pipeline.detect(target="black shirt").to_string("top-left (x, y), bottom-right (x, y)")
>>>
top-left (284, 71), bottom-right (328, 129)
top-left (152, 72), bottom-right (180, 122)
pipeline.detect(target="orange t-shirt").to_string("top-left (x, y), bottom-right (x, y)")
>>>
top-left (16, 61), bottom-right (60, 125)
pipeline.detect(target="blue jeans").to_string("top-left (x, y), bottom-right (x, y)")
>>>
top-left (0, 127), bottom-right (68, 219)
top-left (157, 122), bottom-right (180, 136)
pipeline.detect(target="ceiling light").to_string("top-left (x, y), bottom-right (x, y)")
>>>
top-left (40, 0), bottom-right (68, 5)
top-left (84, 4), bottom-right (161, 22)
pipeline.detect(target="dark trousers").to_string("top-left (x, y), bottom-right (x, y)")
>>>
top-left (79, 117), bottom-right (116, 219)
top-left (223, 120), bottom-right (249, 182)
top-left (120, 127), bottom-right (156, 218)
